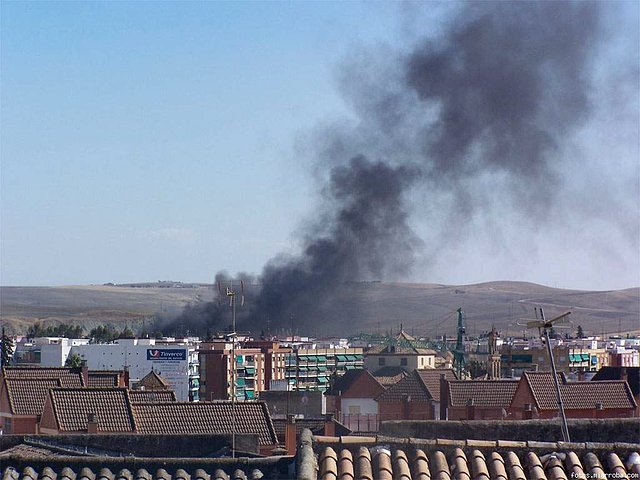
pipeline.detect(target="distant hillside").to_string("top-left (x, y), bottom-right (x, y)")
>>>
top-left (0, 284), bottom-right (211, 335)
top-left (0, 281), bottom-right (637, 338)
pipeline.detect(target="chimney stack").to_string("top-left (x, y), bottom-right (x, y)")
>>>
top-left (466, 398), bottom-right (476, 420)
top-left (87, 413), bottom-right (98, 434)
top-left (285, 415), bottom-right (297, 455)
top-left (324, 413), bottom-right (335, 437)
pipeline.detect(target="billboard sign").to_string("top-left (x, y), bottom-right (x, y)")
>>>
top-left (147, 348), bottom-right (187, 361)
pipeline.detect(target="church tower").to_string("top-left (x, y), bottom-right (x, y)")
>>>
top-left (487, 325), bottom-right (501, 379)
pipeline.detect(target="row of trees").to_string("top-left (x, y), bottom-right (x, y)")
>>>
top-left (27, 322), bottom-right (84, 339)
top-left (25, 322), bottom-right (138, 343)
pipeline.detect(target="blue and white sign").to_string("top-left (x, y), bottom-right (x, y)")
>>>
top-left (147, 348), bottom-right (186, 361)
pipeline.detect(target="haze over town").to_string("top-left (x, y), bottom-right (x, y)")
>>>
top-left (1, 1), bottom-right (638, 292)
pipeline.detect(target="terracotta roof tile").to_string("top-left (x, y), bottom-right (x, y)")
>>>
top-left (447, 379), bottom-right (518, 407)
top-left (87, 372), bottom-right (121, 388)
top-left (2, 366), bottom-right (84, 387)
top-left (4, 378), bottom-right (61, 415)
top-left (47, 388), bottom-right (135, 433)
top-left (376, 371), bottom-right (432, 403)
top-left (131, 401), bottom-right (278, 446)
top-left (2, 462), bottom-right (288, 480)
top-left (316, 443), bottom-right (640, 480)
top-left (0, 444), bottom-right (55, 458)
top-left (136, 370), bottom-right (171, 389)
top-left (524, 372), bottom-right (637, 410)
top-left (417, 369), bottom-right (457, 400)
top-left (128, 390), bottom-right (176, 402)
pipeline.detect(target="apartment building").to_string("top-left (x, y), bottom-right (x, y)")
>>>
top-left (71, 337), bottom-right (200, 401)
top-left (198, 341), bottom-right (266, 401)
top-left (285, 347), bottom-right (364, 392)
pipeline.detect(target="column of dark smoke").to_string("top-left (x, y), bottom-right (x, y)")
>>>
top-left (170, 1), bottom-right (605, 336)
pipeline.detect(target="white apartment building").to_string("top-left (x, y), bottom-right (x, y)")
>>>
top-left (13, 337), bottom-right (90, 366)
top-left (71, 337), bottom-right (200, 401)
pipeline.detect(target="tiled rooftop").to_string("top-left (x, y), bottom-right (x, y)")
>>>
top-left (44, 388), bottom-right (136, 433)
top-left (377, 370), bottom-right (433, 403)
top-left (131, 402), bottom-right (278, 446)
top-left (3, 378), bottom-right (61, 415)
top-left (524, 372), bottom-right (637, 410)
top-left (592, 366), bottom-right (640, 396)
top-left (129, 389), bottom-right (177, 402)
top-left (136, 370), bottom-right (171, 389)
top-left (2, 366), bottom-right (85, 387)
top-left (448, 379), bottom-right (518, 407)
top-left (312, 434), bottom-right (640, 480)
top-left (1, 454), bottom-right (294, 480)
top-left (326, 369), bottom-right (382, 396)
top-left (87, 371), bottom-right (121, 388)
top-left (371, 367), bottom-right (408, 386)
top-left (416, 368), bottom-right (457, 400)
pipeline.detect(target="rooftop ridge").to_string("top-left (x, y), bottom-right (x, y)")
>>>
top-left (311, 434), bottom-right (640, 452)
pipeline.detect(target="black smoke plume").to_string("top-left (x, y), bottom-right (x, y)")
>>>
top-left (167, 1), bottom-right (632, 336)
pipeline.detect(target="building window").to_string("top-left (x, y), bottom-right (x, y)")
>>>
top-left (401, 358), bottom-right (408, 366)
top-left (378, 358), bottom-right (386, 366)
top-left (348, 405), bottom-right (361, 415)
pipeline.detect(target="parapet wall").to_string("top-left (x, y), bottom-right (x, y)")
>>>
top-left (380, 418), bottom-right (640, 444)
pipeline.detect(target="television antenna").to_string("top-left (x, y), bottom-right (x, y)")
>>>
top-left (219, 280), bottom-right (245, 458)
top-left (520, 308), bottom-right (572, 442)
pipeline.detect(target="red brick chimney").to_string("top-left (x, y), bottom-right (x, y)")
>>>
top-left (324, 413), bottom-right (335, 437)
top-left (285, 415), bottom-right (297, 455)
top-left (87, 413), bottom-right (98, 434)
top-left (466, 398), bottom-right (476, 420)
top-left (123, 366), bottom-right (130, 388)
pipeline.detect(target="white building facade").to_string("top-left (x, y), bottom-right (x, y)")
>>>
top-left (71, 337), bottom-right (200, 401)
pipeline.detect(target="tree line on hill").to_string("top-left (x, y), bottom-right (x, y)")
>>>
top-left (25, 322), bottom-right (147, 343)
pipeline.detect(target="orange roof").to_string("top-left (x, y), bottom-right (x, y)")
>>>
top-left (45, 388), bottom-right (135, 433)
top-left (2, 366), bottom-right (84, 387)
top-left (131, 401), bottom-right (278, 446)
top-left (523, 372), bottom-right (637, 410)
top-left (3, 378), bottom-right (61, 415)
top-left (447, 379), bottom-right (518, 407)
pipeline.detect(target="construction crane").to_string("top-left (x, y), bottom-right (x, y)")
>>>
top-left (453, 307), bottom-right (467, 379)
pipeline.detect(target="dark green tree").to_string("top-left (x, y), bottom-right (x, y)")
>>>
top-left (89, 325), bottom-right (118, 343)
top-left (118, 326), bottom-right (135, 339)
top-left (27, 322), bottom-right (84, 339)
top-left (65, 353), bottom-right (83, 368)
top-left (1, 328), bottom-right (14, 367)
top-left (576, 325), bottom-right (584, 338)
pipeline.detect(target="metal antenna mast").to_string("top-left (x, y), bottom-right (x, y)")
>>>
top-left (523, 308), bottom-right (572, 442)
top-left (225, 280), bottom-right (244, 458)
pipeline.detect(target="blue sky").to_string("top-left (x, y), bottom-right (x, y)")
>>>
top-left (1, 1), bottom-right (638, 290)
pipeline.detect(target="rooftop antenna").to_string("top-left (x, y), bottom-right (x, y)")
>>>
top-left (520, 308), bottom-right (572, 442)
top-left (224, 279), bottom-right (244, 458)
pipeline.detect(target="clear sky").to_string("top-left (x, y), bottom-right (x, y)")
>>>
top-left (1, 1), bottom-right (638, 290)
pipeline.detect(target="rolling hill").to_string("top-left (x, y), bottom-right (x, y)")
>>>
top-left (0, 281), bottom-right (637, 338)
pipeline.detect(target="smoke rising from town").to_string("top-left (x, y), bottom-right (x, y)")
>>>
top-left (166, 1), bottom-right (638, 336)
